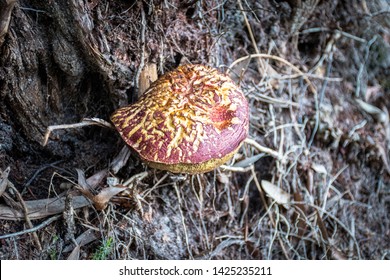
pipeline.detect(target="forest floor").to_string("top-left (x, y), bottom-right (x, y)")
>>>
top-left (0, 0), bottom-right (389, 259)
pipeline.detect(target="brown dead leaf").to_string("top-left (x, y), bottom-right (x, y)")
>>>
top-left (92, 185), bottom-right (127, 210)
top-left (76, 168), bottom-right (127, 210)
top-left (316, 209), bottom-right (329, 241)
top-left (315, 210), bottom-right (332, 259)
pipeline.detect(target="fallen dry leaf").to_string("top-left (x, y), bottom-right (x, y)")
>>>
top-left (91, 185), bottom-right (127, 210)
top-left (261, 180), bottom-right (290, 209)
top-left (311, 163), bottom-right (327, 175)
top-left (67, 244), bottom-right (80, 260)
top-left (76, 168), bottom-right (127, 210)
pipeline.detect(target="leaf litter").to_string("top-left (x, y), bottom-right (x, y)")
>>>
top-left (1, 0), bottom-right (389, 260)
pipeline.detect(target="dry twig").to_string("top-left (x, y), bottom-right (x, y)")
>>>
top-left (0, 215), bottom-right (61, 240)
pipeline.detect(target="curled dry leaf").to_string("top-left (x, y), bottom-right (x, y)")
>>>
top-left (92, 185), bottom-right (127, 210)
top-left (293, 191), bottom-right (308, 239)
top-left (76, 168), bottom-right (109, 193)
top-left (261, 180), bottom-right (290, 209)
top-left (315, 209), bottom-right (345, 260)
top-left (76, 168), bottom-right (126, 210)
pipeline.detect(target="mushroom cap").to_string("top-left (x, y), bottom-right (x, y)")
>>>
top-left (110, 64), bottom-right (249, 173)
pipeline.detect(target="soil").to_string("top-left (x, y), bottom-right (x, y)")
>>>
top-left (0, 0), bottom-right (389, 260)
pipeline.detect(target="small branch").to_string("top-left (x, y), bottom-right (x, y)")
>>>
top-left (300, 28), bottom-right (367, 44)
top-left (6, 181), bottom-right (42, 250)
top-left (244, 138), bottom-right (282, 161)
top-left (237, 0), bottom-right (264, 72)
top-left (23, 160), bottom-right (64, 189)
top-left (355, 36), bottom-right (377, 98)
top-left (0, 215), bottom-right (61, 240)
top-left (219, 165), bottom-right (252, 172)
top-left (42, 117), bottom-right (114, 146)
top-left (134, 6), bottom-right (147, 100)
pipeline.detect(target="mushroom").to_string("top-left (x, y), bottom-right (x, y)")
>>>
top-left (110, 64), bottom-right (249, 174)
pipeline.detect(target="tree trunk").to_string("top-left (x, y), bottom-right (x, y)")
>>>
top-left (0, 0), bottom-right (211, 159)
top-left (1, 1), bottom-right (134, 154)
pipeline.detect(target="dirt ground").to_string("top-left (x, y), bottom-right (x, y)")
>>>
top-left (0, 0), bottom-right (389, 259)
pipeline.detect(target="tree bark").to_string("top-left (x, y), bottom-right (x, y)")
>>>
top-left (1, 0), bottom-right (211, 159)
top-left (0, 0), bottom-right (135, 155)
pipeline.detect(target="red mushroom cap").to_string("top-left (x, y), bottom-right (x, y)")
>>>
top-left (111, 64), bottom-right (249, 173)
